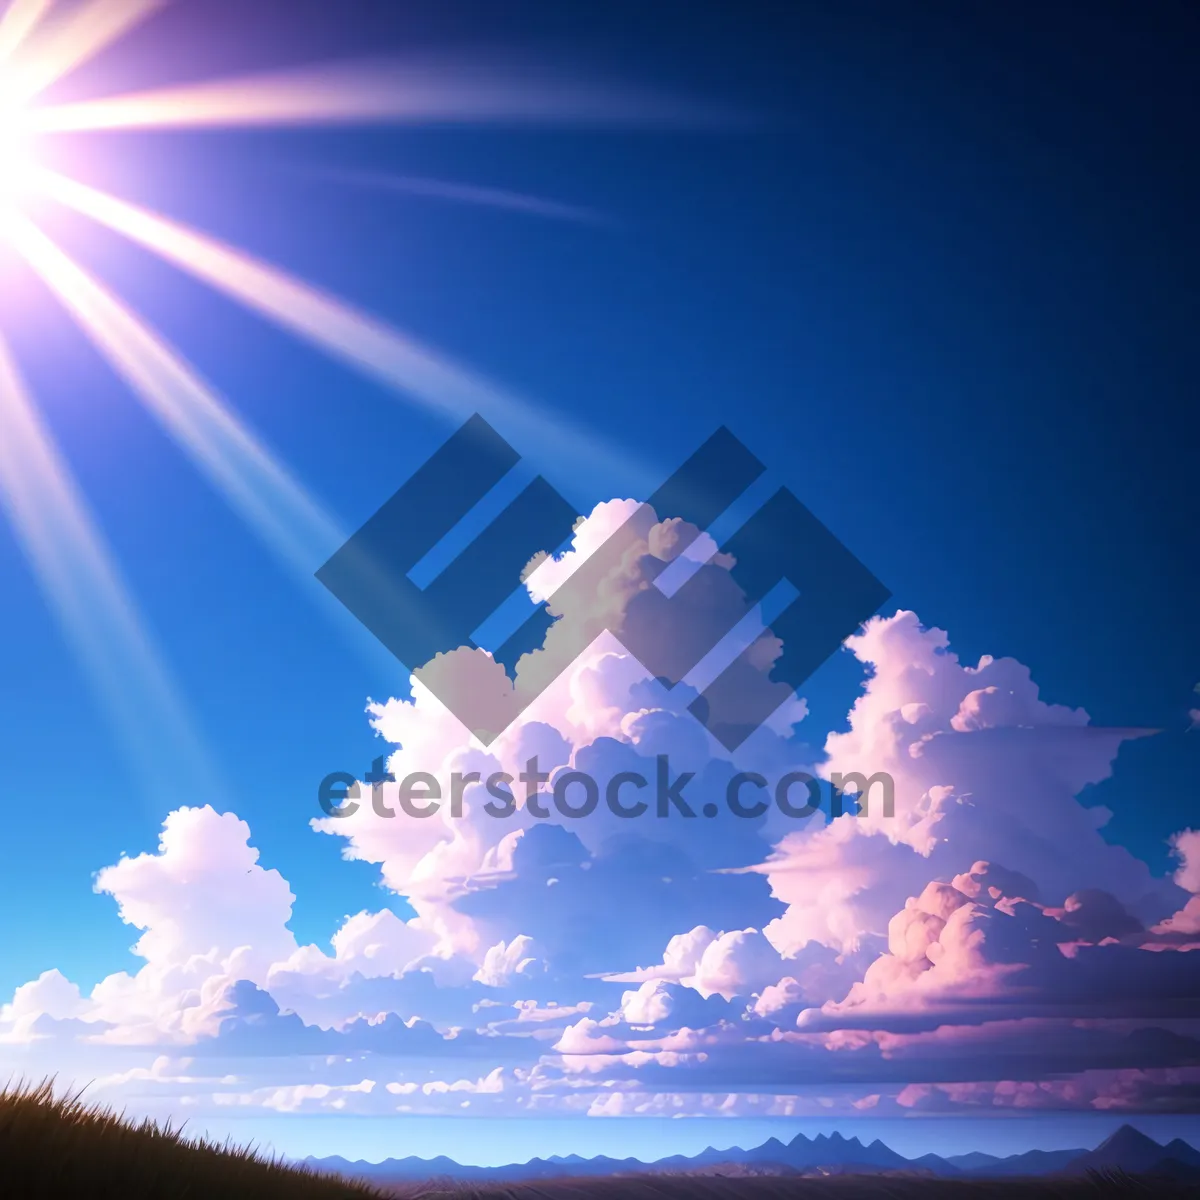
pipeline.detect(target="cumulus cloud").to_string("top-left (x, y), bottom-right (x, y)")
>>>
top-left (758, 611), bottom-right (1172, 961)
top-left (474, 936), bottom-right (546, 987)
top-left (2, 499), bottom-right (1196, 1128)
top-left (1169, 829), bottom-right (1200, 893)
top-left (0, 971), bottom-right (91, 1043)
top-left (797, 866), bottom-right (1199, 1031)
top-left (96, 806), bottom-right (298, 979)
top-left (1148, 830), bottom-right (1200, 942)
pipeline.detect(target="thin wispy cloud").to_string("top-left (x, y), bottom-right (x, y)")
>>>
top-left (327, 170), bottom-right (617, 229)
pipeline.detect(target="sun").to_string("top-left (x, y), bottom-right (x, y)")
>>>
top-left (0, 0), bottom-right (660, 789)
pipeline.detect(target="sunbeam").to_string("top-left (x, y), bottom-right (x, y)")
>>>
top-left (0, 328), bottom-right (219, 805)
top-left (8, 212), bottom-right (419, 682)
top-left (4, 0), bottom-right (161, 108)
top-left (31, 166), bottom-right (650, 489)
top-left (28, 55), bottom-right (735, 133)
top-left (0, 0), bottom-right (51, 65)
top-left (9, 208), bottom-right (345, 576)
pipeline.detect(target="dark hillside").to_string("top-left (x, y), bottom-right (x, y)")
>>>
top-left (0, 1080), bottom-right (383, 1200)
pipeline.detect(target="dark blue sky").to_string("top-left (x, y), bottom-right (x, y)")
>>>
top-left (0, 0), bottom-right (1195, 1083)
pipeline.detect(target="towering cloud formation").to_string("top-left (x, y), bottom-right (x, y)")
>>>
top-left (2, 500), bottom-right (1196, 1124)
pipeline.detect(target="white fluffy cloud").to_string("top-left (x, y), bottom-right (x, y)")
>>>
top-left (1169, 829), bottom-right (1200, 893)
top-left (685, 928), bottom-right (785, 1001)
top-left (3, 499), bottom-right (1196, 1126)
top-left (473, 936), bottom-right (545, 987)
top-left (759, 611), bottom-right (1173, 960)
top-left (95, 806), bottom-right (298, 976)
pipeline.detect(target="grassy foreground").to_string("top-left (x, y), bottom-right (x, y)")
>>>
top-left (0, 1080), bottom-right (383, 1199)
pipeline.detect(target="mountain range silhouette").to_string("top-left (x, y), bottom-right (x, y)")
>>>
top-left (306, 1123), bottom-right (1200, 1184)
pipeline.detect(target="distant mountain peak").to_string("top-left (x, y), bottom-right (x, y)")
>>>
top-left (1092, 1124), bottom-right (1164, 1155)
top-left (1070, 1123), bottom-right (1182, 1175)
top-left (1162, 1139), bottom-right (1200, 1168)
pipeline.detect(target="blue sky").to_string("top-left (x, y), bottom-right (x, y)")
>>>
top-left (0, 0), bottom-right (1197, 1165)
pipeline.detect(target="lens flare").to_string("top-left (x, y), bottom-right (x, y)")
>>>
top-left (0, 0), bottom-right (690, 789)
